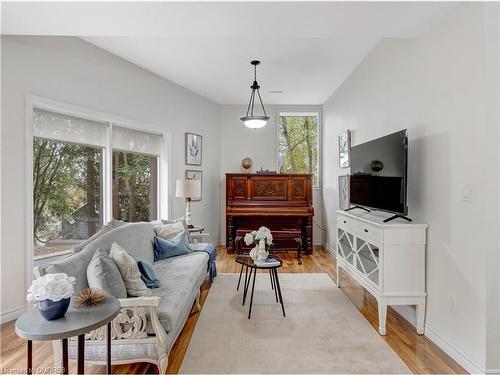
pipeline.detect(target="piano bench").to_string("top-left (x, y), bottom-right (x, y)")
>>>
top-left (235, 229), bottom-right (304, 265)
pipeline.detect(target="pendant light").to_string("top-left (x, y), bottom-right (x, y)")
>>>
top-left (240, 60), bottom-right (270, 129)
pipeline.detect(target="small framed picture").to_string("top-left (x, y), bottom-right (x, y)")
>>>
top-left (185, 169), bottom-right (202, 201)
top-left (338, 130), bottom-right (351, 168)
top-left (338, 174), bottom-right (350, 210)
top-left (185, 132), bottom-right (202, 166)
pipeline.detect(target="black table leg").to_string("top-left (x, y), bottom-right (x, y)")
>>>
top-left (273, 269), bottom-right (286, 317)
top-left (271, 269), bottom-right (279, 302)
top-left (269, 269), bottom-right (274, 290)
top-left (77, 334), bottom-right (85, 374)
top-left (27, 340), bottom-right (32, 374)
top-left (62, 338), bottom-right (68, 375)
top-left (237, 264), bottom-right (244, 291)
top-left (248, 268), bottom-right (257, 319)
top-left (107, 322), bottom-right (112, 374)
top-left (243, 266), bottom-right (251, 306)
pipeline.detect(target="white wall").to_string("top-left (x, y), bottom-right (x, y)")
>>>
top-left (0, 36), bottom-right (221, 322)
top-left (219, 105), bottom-right (324, 246)
top-left (322, 3), bottom-right (499, 372)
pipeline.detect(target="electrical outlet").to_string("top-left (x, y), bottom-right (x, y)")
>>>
top-left (449, 296), bottom-right (456, 313)
top-left (463, 185), bottom-right (472, 202)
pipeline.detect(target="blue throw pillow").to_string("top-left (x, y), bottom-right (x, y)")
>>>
top-left (153, 232), bottom-right (190, 261)
top-left (137, 260), bottom-right (160, 289)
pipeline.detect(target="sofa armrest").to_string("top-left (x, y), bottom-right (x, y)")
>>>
top-left (86, 296), bottom-right (167, 345)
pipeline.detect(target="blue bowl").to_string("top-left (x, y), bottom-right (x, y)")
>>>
top-left (37, 297), bottom-right (71, 321)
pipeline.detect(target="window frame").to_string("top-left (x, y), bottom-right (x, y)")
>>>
top-left (25, 95), bottom-right (169, 286)
top-left (276, 110), bottom-right (322, 189)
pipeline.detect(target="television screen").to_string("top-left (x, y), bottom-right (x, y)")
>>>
top-left (350, 130), bottom-right (408, 214)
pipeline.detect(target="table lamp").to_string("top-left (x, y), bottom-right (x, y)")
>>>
top-left (175, 179), bottom-right (201, 228)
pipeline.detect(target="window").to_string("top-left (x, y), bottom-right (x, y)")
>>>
top-left (112, 151), bottom-right (158, 222)
top-left (32, 109), bottom-right (105, 258)
top-left (112, 126), bottom-right (161, 222)
top-left (278, 112), bottom-right (320, 187)
top-left (32, 107), bottom-right (163, 259)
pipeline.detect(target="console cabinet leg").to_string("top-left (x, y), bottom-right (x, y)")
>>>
top-left (377, 297), bottom-right (387, 335)
top-left (336, 263), bottom-right (341, 288)
top-left (416, 297), bottom-right (426, 335)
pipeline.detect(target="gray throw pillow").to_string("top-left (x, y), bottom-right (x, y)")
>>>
top-left (87, 249), bottom-right (127, 298)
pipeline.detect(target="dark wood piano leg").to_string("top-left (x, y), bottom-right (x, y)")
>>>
top-left (296, 238), bottom-right (302, 265)
top-left (305, 217), bottom-right (313, 254)
top-left (226, 217), bottom-right (235, 253)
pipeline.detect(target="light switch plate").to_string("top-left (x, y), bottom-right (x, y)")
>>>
top-left (463, 185), bottom-right (472, 202)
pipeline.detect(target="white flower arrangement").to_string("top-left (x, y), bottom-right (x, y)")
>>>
top-left (244, 226), bottom-right (273, 251)
top-left (27, 273), bottom-right (76, 303)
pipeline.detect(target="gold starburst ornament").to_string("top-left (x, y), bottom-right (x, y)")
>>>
top-left (73, 288), bottom-right (106, 308)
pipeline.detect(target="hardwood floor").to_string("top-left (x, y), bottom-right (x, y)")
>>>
top-left (0, 246), bottom-right (466, 374)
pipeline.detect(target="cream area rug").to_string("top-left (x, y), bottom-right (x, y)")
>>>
top-left (180, 273), bottom-right (411, 374)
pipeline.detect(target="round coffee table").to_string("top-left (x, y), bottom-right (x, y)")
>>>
top-left (236, 255), bottom-right (285, 319)
top-left (15, 296), bottom-right (120, 374)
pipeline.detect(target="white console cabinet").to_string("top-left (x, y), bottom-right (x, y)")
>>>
top-left (336, 209), bottom-right (428, 335)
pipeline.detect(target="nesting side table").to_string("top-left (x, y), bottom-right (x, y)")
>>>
top-left (15, 297), bottom-right (120, 374)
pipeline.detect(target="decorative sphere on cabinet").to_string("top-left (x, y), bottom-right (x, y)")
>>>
top-left (370, 160), bottom-right (384, 172)
top-left (241, 157), bottom-right (253, 171)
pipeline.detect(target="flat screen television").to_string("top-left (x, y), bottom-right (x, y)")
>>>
top-left (349, 129), bottom-right (408, 216)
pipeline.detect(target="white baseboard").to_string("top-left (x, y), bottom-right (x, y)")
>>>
top-left (0, 305), bottom-right (25, 324)
top-left (486, 369), bottom-right (500, 374)
top-left (424, 324), bottom-right (486, 374)
top-left (321, 241), bottom-right (336, 255)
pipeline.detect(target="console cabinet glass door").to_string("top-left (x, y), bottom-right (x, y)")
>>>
top-left (337, 228), bottom-right (355, 265)
top-left (355, 239), bottom-right (380, 287)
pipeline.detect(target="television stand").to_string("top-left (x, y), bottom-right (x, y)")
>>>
top-left (383, 214), bottom-right (412, 223)
top-left (344, 205), bottom-right (371, 213)
top-left (336, 210), bottom-right (428, 335)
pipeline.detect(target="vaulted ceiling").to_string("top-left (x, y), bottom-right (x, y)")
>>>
top-left (2, 2), bottom-right (458, 104)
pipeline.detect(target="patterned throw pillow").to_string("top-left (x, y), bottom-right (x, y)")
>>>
top-left (87, 249), bottom-right (127, 298)
top-left (109, 242), bottom-right (150, 297)
top-left (154, 221), bottom-right (186, 240)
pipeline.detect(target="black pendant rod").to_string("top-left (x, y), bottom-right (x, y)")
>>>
top-left (243, 60), bottom-right (268, 118)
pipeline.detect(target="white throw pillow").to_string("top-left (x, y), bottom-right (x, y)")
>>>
top-left (109, 242), bottom-right (150, 297)
top-left (154, 221), bottom-right (186, 240)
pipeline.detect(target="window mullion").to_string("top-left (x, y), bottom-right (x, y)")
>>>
top-left (103, 122), bottom-right (113, 224)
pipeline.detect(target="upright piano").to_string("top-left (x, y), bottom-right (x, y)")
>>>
top-left (225, 173), bottom-right (314, 254)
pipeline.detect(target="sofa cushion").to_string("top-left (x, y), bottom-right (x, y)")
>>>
top-left (38, 222), bottom-right (155, 288)
top-left (153, 233), bottom-right (190, 261)
top-left (71, 220), bottom-right (126, 254)
top-left (110, 243), bottom-right (149, 297)
top-left (76, 222), bottom-right (156, 263)
top-left (87, 249), bottom-right (127, 298)
top-left (43, 244), bottom-right (96, 292)
top-left (151, 252), bottom-right (209, 333)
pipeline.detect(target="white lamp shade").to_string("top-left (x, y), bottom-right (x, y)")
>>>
top-left (176, 179), bottom-right (201, 199)
top-left (243, 118), bottom-right (267, 129)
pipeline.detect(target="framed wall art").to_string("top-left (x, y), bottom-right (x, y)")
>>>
top-left (185, 132), bottom-right (202, 166)
top-left (185, 169), bottom-right (202, 201)
top-left (338, 130), bottom-right (351, 168)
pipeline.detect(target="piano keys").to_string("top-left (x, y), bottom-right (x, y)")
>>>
top-left (225, 173), bottom-right (314, 254)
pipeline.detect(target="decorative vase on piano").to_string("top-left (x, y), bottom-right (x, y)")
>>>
top-left (244, 226), bottom-right (273, 262)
